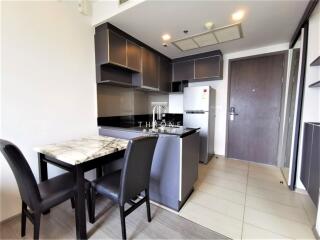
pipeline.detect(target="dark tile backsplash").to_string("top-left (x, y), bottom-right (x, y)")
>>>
top-left (98, 114), bottom-right (183, 128)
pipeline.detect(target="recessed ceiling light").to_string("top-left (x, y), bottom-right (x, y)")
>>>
top-left (162, 34), bottom-right (171, 41)
top-left (204, 21), bottom-right (214, 30)
top-left (232, 10), bottom-right (245, 21)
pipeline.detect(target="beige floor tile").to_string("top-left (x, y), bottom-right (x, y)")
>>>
top-left (246, 186), bottom-right (303, 208)
top-left (207, 164), bottom-right (248, 177)
top-left (210, 158), bottom-right (249, 171)
top-left (208, 162), bottom-right (249, 176)
top-left (244, 207), bottom-right (315, 239)
top-left (187, 160), bottom-right (315, 240)
top-left (242, 223), bottom-right (291, 239)
top-left (195, 181), bottom-right (246, 205)
top-left (188, 190), bottom-right (245, 220)
top-left (248, 173), bottom-right (284, 185)
top-left (202, 167), bottom-right (248, 184)
top-left (247, 177), bottom-right (292, 194)
top-left (245, 195), bottom-right (311, 226)
top-left (198, 174), bottom-right (247, 193)
top-left (300, 193), bottom-right (317, 226)
top-left (179, 201), bottom-right (243, 239)
top-left (249, 161), bottom-right (283, 171)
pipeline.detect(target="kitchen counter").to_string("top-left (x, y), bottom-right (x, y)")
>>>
top-left (99, 125), bottom-right (199, 138)
top-left (99, 125), bottom-right (200, 211)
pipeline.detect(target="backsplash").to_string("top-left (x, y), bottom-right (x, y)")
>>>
top-left (97, 85), bottom-right (169, 117)
top-left (97, 114), bottom-right (183, 128)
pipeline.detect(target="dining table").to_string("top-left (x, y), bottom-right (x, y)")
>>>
top-left (34, 135), bottom-right (129, 239)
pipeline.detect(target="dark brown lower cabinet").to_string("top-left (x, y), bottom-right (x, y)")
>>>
top-left (300, 122), bottom-right (320, 206)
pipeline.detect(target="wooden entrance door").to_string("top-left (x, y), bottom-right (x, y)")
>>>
top-left (227, 53), bottom-right (285, 165)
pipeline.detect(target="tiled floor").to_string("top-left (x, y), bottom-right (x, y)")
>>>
top-left (179, 156), bottom-right (317, 239)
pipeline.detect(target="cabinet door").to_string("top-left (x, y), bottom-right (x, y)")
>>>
top-left (195, 55), bottom-right (222, 79)
top-left (300, 123), bottom-right (314, 189)
top-left (127, 40), bottom-right (141, 72)
top-left (173, 60), bottom-right (194, 81)
top-left (308, 125), bottom-right (320, 205)
top-left (108, 30), bottom-right (127, 67)
top-left (159, 57), bottom-right (172, 92)
top-left (142, 48), bottom-right (159, 89)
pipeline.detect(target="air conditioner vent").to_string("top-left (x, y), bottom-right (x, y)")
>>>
top-left (172, 23), bottom-right (243, 52)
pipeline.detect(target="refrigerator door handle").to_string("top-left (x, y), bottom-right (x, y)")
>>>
top-left (185, 110), bottom-right (206, 114)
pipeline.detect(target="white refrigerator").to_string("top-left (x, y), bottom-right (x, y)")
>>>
top-left (183, 86), bottom-right (215, 163)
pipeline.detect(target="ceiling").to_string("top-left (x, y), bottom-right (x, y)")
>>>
top-left (107, 0), bottom-right (308, 59)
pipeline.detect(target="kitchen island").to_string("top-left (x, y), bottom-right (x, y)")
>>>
top-left (99, 125), bottom-right (200, 211)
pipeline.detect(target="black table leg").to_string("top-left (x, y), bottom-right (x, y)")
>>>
top-left (38, 153), bottom-right (48, 182)
top-left (96, 166), bottom-right (103, 178)
top-left (74, 165), bottom-right (87, 240)
top-left (38, 153), bottom-right (50, 214)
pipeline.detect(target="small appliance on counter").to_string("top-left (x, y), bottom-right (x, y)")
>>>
top-left (183, 86), bottom-right (215, 163)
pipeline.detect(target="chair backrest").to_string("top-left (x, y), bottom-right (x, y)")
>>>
top-left (0, 139), bottom-right (41, 210)
top-left (119, 135), bottom-right (158, 205)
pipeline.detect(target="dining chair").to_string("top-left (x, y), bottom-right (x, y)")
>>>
top-left (89, 135), bottom-right (158, 239)
top-left (0, 139), bottom-right (91, 239)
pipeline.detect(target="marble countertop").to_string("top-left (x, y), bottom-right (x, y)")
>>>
top-left (34, 136), bottom-right (128, 165)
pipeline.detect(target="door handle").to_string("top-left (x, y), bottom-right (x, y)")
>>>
top-left (229, 107), bottom-right (238, 121)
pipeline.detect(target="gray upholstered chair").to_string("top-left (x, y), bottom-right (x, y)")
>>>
top-left (89, 135), bottom-right (158, 239)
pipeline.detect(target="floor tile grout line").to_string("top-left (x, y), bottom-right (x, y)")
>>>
top-left (245, 193), bottom-right (310, 211)
top-left (194, 188), bottom-right (246, 206)
top-left (185, 200), bottom-right (245, 222)
top-left (244, 205), bottom-right (313, 227)
top-left (246, 185), bottom-right (304, 197)
top-left (299, 195), bottom-right (317, 227)
top-left (199, 172), bottom-right (249, 184)
top-left (197, 179), bottom-right (247, 194)
top-left (244, 191), bottom-right (305, 209)
top-left (240, 162), bottom-right (250, 240)
top-left (198, 158), bottom-right (315, 240)
top-left (243, 222), bottom-right (293, 239)
top-left (192, 188), bottom-right (246, 207)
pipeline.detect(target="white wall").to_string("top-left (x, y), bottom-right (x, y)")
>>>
top-left (168, 43), bottom-right (289, 155)
top-left (0, 1), bottom-right (97, 221)
top-left (295, 3), bottom-right (320, 191)
top-left (92, 0), bottom-right (145, 26)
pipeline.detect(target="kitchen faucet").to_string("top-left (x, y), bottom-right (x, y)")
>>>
top-left (152, 102), bottom-right (167, 130)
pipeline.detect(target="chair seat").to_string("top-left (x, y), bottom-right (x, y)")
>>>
top-left (38, 172), bottom-right (89, 211)
top-left (92, 170), bottom-right (121, 202)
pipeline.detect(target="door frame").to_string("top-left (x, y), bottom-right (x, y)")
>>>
top-left (225, 51), bottom-right (288, 163)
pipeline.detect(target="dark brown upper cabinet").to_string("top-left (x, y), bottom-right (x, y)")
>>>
top-left (94, 28), bottom-right (141, 74)
top-left (195, 55), bottom-right (222, 79)
top-left (158, 56), bottom-right (172, 92)
top-left (108, 30), bottom-right (127, 67)
top-left (126, 40), bottom-right (142, 72)
top-left (95, 23), bottom-right (223, 90)
top-left (172, 51), bottom-right (223, 82)
top-left (173, 60), bottom-right (194, 81)
top-left (133, 48), bottom-right (159, 90)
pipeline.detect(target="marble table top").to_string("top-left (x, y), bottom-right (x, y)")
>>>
top-left (34, 136), bottom-right (129, 165)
